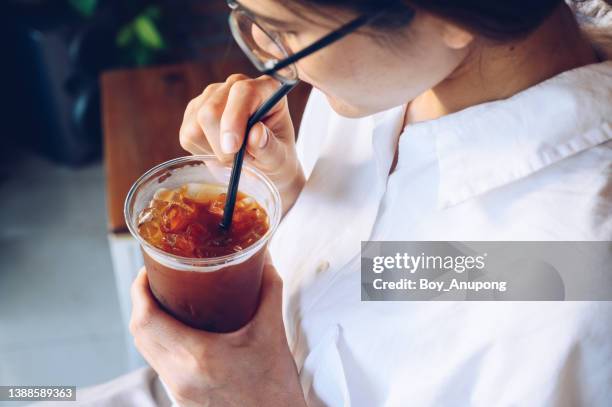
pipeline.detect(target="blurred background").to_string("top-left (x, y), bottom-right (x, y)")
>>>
top-left (0, 0), bottom-right (310, 400)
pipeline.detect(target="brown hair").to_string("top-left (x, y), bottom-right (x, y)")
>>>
top-left (287, 0), bottom-right (564, 41)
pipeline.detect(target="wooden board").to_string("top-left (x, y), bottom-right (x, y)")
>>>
top-left (102, 60), bottom-right (311, 233)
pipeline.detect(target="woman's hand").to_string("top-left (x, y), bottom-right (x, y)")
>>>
top-left (179, 74), bottom-right (306, 215)
top-left (129, 261), bottom-right (306, 407)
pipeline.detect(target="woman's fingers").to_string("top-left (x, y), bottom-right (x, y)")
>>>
top-left (129, 267), bottom-right (212, 352)
top-left (129, 263), bottom-right (284, 348)
top-left (195, 82), bottom-right (236, 162)
top-left (219, 76), bottom-right (286, 154)
top-left (179, 74), bottom-right (249, 158)
top-left (244, 122), bottom-right (286, 171)
top-left (250, 262), bottom-right (284, 332)
top-left (180, 73), bottom-right (300, 206)
top-left (179, 89), bottom-right (217, 155)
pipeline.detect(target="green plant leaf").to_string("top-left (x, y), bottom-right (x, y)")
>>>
top-left (134, 16), bottom-right (165, 50)
top-left (68, 0), bottom-right (98, 17)
top-left (133, 46), bottom-right (153, 66)
top-left (116, 25), bottom-right (135, 48)
top-left (143, 5), bottom-right (162, 20)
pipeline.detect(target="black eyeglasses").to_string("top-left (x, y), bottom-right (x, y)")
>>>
top-left (227, 0), bottom-right (387, 84)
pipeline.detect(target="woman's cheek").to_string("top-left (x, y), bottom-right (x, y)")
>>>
top-left (289, 34), bottom-right (332, 83)
top-left (288, 33), bottom-right (366, 111)
top-left (296, 49), bottom-right (342, 91)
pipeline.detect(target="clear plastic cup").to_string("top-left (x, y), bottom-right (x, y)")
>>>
top-left (124, 155), bottom-right (281, 332)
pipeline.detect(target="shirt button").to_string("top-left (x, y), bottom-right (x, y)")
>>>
top-left (316, 260), bottom-right (330, 273)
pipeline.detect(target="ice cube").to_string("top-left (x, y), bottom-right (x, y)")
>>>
top-left (208, 198), bottom-right (225, 216)
top-left (161, 204), bottom-right (193, 232)
top-left (236, 196), bottom-right (255, 210)
top-left (153, 188), bottom-right (170, 200)
top-left (172, 235), bottom-right (196, 255)
top-left (138, 222), bottom-right (162, 245)
top-left (252, 208), bottom-right (264, 220)
top-left (184, 183), bottom-right (227, 202)
top-left (186, 223), bottom-right (210, 243)
top-left (241, 196), bottom-right (255, 205)
top-left (137, 207), bottom-right (156, 225)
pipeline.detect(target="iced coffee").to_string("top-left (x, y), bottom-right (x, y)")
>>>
top-left (124, 156), bottom-right (281, 332)
top-left (138, 184), bottom-right (269, 258)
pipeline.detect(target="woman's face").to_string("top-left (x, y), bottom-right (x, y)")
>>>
top-left (238, 0), bottom-right (473, 118)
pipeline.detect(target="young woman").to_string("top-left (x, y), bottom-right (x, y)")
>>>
top-left (69, 0), bottom-right (612, 406)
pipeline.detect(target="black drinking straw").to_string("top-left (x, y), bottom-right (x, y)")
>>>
top-left (219, 82), bottom-right (298, 230)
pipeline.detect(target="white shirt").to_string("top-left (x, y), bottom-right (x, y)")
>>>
top-left (269, 60), bottom-right (612, 406)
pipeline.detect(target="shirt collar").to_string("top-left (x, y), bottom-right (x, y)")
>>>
top-left (370, 104), bottom-right (406, 183)
top-left (400, 60), bottom-right (612, 208)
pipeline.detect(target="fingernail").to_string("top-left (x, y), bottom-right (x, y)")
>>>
top-left (221, 132), bottom-right (238, 154)
top-left (258, 126), bottom-right (270, 149)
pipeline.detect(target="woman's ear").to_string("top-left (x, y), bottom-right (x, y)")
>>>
top-left (441, 22), bottom-right (474, 50)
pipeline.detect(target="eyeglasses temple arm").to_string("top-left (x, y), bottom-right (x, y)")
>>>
top-left (264, 14), bottom-right (373, 74)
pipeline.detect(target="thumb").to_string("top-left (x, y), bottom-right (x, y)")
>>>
top-left (251, 261), bottom-right (284, 328)
top-left (245, 122), bottom-right (286, 170)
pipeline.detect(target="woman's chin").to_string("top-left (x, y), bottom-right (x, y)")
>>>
top-left (322, 92), bottom-right (372, 118)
